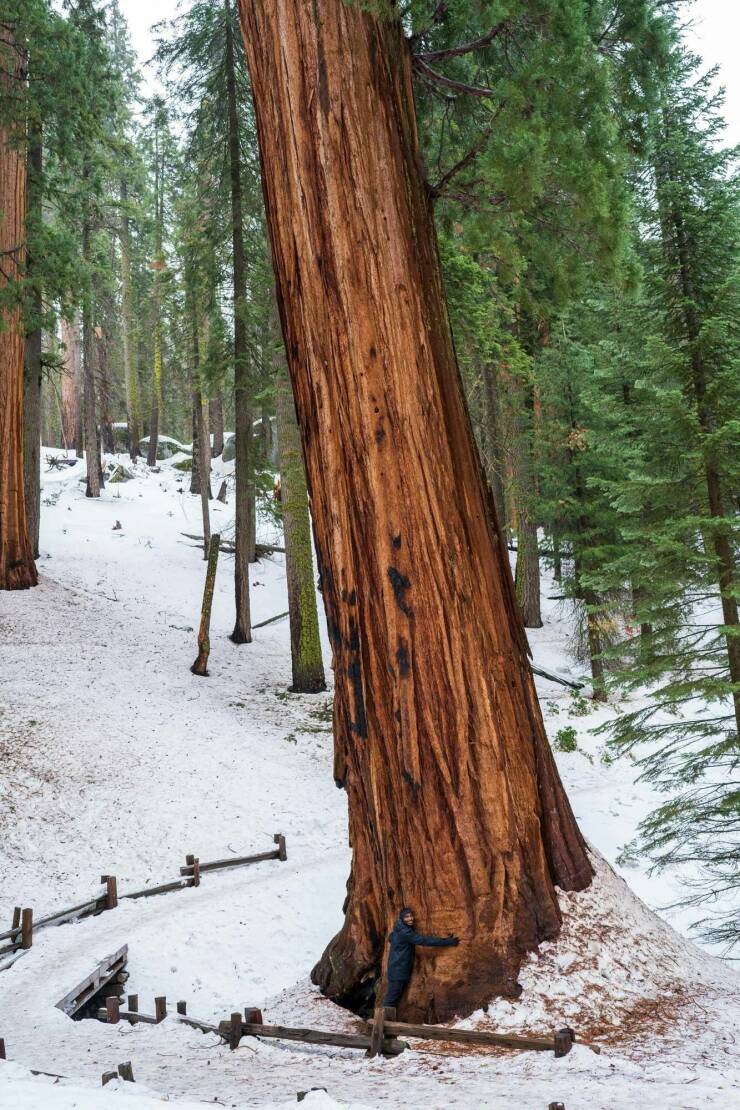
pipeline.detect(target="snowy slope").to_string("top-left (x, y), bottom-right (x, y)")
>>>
top-left (0, 449), bottom-right (739, 1109)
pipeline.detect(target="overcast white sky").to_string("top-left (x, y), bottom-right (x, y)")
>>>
top-left (120, 0), bottom-right (740, 145)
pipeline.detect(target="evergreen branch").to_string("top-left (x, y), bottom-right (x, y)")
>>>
top-left (412, 56), bottom-right (495, 99)
top-left (413, 23), bottom-right (506, 63)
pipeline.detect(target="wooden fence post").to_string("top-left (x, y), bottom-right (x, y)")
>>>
top-left (192, 858), bottom-right (201, 887)
top-left (0, 1037), bottom-right (5, 1060)
top-left (11, 907), bottom-right (20, 935)
top-left (20, 909), bottom-right (33, 950)
top-left (191, 533), bottom-right (221, 677)
top-left (274, 833), bottom-right (287, 862)
top-left (244, 1006), bottom-right (263, 1024)
top-left (101, 875), bottom-right (118, 911)
top-left (229, 1011), bottom-right (243, 1050)
top-left (154, 996), bottom-right (167, 1023)
top-left (367, 1003), bottom-right (386, 1059)
top-left (177, 1000), bottom-right (187, 1015)
top-left (128, 994), bottom-right (138, 1014)
top-left (117, 1061), bottom-right (135, 1082)
top-left (554, 1028), bottom-right (574, 1058)
top-left (105, 997), bottom-right (120, 1024)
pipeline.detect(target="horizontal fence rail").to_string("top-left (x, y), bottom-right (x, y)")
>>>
top-left (0, 834), bottom-right (287, 970)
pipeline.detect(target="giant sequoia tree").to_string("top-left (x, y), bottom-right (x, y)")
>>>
top-left (0, 26), bottom-right (37, 591)
top-left (239, 0), bottom-right (592, 1021)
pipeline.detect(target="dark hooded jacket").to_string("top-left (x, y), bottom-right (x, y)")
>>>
top-left (386, 913), bottom-right (456, 982)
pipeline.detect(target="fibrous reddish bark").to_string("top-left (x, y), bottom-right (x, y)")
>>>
top-left (0, 27), bottom-right (37, 590)
top-left (239, 0), bottom-right (592, 1022)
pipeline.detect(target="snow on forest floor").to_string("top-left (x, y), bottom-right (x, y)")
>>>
top-left (1, 448), bottom-right (739, 1109)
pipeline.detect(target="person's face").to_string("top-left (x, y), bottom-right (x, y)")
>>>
top-left (403, 912), bottom-right (414, 926)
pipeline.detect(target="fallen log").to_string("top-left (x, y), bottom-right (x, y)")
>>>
top-left (181, 533), bottom-right (285, 557)
top-left (530, 664), bottom-right (585, 691)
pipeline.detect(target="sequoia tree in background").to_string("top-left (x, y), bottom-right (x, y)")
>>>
top-left (239, 0), bottom-right (592, 1021)
top-left (0, 26), bottom-right (37, 590)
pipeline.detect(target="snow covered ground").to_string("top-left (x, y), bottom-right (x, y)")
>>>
top-left (0, 448), bottom-right (739, 1109)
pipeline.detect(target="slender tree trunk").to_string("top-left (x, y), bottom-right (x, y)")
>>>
top-left (81, 178), bottom-right (100, 499)
top-left (565, 374), bottom-right (605, 701)
top-left (60, 315), bottom-right (82, 454)
top-left (197, 391), bottom-right (211, 558)
top-left (239, 0), bottom-right (592, 1023)
top-left (552, 529), bottom-right (562, 583)
top-left (658, 151), bottom-right (740, 733)
top-left (190, 389), bottom-right (202, 496)
top-left (147, 121), bottom-right (164, 469)
top-left (120, 178), bottom-right (140, 462)
top-left (511, 380), bottom-right (542, 628)
top-left (96, 324), bottom-right (115, 455)
top-left (0, 26), bottom-right (37, 589)
top-left (259, 407), bottom-right (272, 463)
top-left (275, 346), bottom-right (326, 693)
top-left (191, 534), bottom-right (221, 675)
top-left (226, 0), bottom-right (252, 642)
top-left (480, 361), bottom-right (507, 538)
top-left (210, 393), bottom-right (224, 457)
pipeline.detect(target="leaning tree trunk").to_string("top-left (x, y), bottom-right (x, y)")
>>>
top-left (275, 347), bottom-right (326, 694)
top-left (0, 26), bottom-right (37, 590)
top-left (239, 0), bottom-right (592, 1023)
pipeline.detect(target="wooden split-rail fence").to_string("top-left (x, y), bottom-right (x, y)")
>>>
top-left (86, 977), bottom-right (582, 1063)
top-left (0, 834), bottom-right (287, 970)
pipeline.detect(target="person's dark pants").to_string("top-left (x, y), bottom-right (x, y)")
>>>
top-left (384, 979), bottom-right (408, 1008)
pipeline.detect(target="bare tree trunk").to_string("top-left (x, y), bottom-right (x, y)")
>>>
top-left (191, 534), bottom-right (220, 675)
top-left (510, 379), bottom-right (542, 628)
top-left (81, 177), bottom-right (100, 500)
top-left (275, 346), bottom-right (325, 693)
top-left (197, 392), bottom-right (211, 558)
top-left (0, 26), bottom-right (37, 589)
top-left (120, 178), bottom-right (140, 461)
top-left (480, 361), bottom-right (507, 539)
top-left (96, 323), bottom-right (115, 455)
top-left (210, 393), bottom-right (224, 457)
top-left (239, 0), bottom-right (592, 1023)
top-left (23, 124), bottom-right (42, 558)
top-left (147, 115), bottom-right (164, 470)
top-left (226, 0), bottom-right (252, 643)
top-left (60, 315), bottom-right (82, 454)
top-left (190, 389), bottom-right (202, 496)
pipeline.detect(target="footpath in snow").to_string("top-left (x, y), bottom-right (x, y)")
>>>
top-left (0, 449), bottom-right (739, 1109)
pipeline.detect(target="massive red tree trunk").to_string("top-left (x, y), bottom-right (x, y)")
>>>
top-left (238, 0), bottom-right (592, 1022)
top-left (0, 27), bottom-right (37, 591)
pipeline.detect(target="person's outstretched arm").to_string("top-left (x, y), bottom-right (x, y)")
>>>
top-left (407, 929), bottom-right (459, 947)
